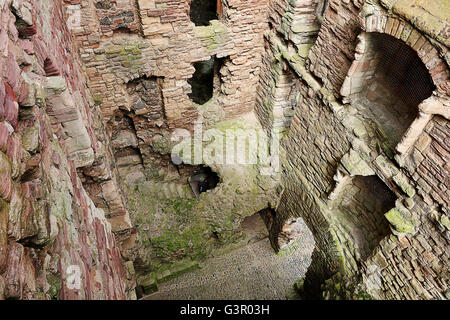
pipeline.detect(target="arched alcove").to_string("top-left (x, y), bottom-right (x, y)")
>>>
top-left (342, 32), bottom-right (435, 149)
top-left (272, 62), bottom-right (301, 136)
top-left (334, 175), bottom-right (396, 261)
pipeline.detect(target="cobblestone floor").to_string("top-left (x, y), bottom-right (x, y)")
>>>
top-left (144, 216), bottom-right (315, 300)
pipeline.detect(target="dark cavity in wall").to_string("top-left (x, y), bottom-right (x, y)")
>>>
top-left (188, 57), bottom-right (217, 105)
top-left (190, 0), bottom-right (218, 26)
top-left (10, 4), bottom-right (36, 38)
top-left (44, 58), bottom-right (60, 77)
top-left (188, 55), bottom-right (229, 105)
top-left (335, 175), bottom-right (396, 261)
top-left (189, 166), bottom-right (220, 196)
top-left (352, 33), bottom-right (435, 148)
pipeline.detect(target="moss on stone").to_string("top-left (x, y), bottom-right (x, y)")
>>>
top-left (128, 113), bottom-right (279, 282)
top-left (138, 272), bottom-right (158, 295)
top-left (22, 126), bottom-right (40, 153)
top-left (440, 215), bottom-right (450, 231)
top-left (384, 208), bottom-right (415, 234)
top-left (194, 21), bottom-right (230, 54)
top-left (321, 272), bottom-right (375, 300)
top-left (46, 274), bottom-right (61, 300)
top-left (93, 94), bottom-right (103, 106)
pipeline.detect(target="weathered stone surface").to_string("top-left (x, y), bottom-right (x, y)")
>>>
top-left (385, 208), bottom-right (415, 234)
top-left (22, 125), bottom-right (39, 153)
top-left (0, 200), bottom-right (9, 273)
top-left (0, 0), bottom-right (447, 302)
top-left (0, 0), bottom-right (132, 300)
top-left (257, 0), bottom-right (449, 301)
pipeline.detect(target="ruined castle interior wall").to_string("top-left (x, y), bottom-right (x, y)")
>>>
top-left (63, 0), bottom-right (284, 292)
top-left (257, 0), bottom-right (449, 300)
top-left (0, 0), bottom-right (133, 299)
top-left (343, 32), bottom-right (436, 149)
top-left (67, 0), bottom-right (273, 186)
top-left (1, 0), bottom-right (448, 301)
top-left (332, 175), bottom-right (396, 262)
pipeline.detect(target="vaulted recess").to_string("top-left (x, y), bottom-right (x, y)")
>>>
top-left (343, 32), bottom-right (435, 149)
top-left (334, 175), bottom-right (396, 261)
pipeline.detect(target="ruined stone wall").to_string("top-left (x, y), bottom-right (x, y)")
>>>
top-left (67, 0), bottom-right (270, 124)
top-left (257, 0), bottom-right (449, 299)
top-left (61, 0), bottom-right (284, 292)
top-left (2, 0), bottom-right (447, 301)
top-left (0, 0), bottom-right (133, 299)
top-left (64, 0), bottom-right (272, 189)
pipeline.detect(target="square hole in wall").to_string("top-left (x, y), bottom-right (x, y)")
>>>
top-left (190, 0), bottom-right (218, 26)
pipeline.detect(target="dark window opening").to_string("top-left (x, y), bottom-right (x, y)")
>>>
top-left (188, 166), bottom-right (219, 196)
top-left (188, 58), bottom-right (215, 105)
top-left (190, 0), bottom-right (218, 26)
top-left (188, 55), bottom-right (229, 105)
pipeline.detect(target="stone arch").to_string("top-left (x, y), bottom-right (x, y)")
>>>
top-left (340, 29), bottom-right (449, 153)
top-left (359, 14), bottom-right (449, 94)
top-left (259, 207), bottom-right (312, 255)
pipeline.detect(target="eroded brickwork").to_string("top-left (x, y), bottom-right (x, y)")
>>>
top-left (0, 0), bottom-right (133, 299)
top-left (1, 0), bottom-right (448, 301)
top-left (257, 0), bottom-right (449, 299)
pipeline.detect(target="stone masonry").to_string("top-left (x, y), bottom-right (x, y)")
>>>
top-left (256, 0), bottom-right (449, 299)
top-left (0, 0), bottom-right (134, 299)
top-left (0, 0), bottom-right (448, 301)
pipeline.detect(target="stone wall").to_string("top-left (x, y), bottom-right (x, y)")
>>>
top-left (1, 0), bottom-right (448, 301)
top-left (67, 0), bottom-right (271, 125)
top-left (256, 0), bottom-right (449, 299)
top-left (60, 0), bottom-right (284, 289)
top-left (0, 0), bottom-right (132, 299)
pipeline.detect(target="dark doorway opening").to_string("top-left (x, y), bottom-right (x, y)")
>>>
top-left (335, 175), bottom-right (396, 261)
top-left (190, 0), bottom-right (218, 26)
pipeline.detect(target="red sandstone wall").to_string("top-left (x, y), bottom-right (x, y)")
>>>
top-left (0, 0), bottom-right (132, 299)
